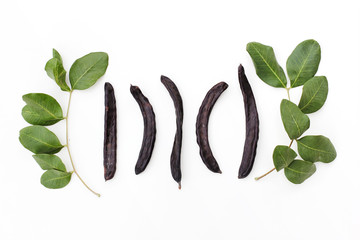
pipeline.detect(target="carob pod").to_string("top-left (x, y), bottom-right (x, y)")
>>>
top-left (161, 75), bottom-right (183, 189)
top-left (104, 82), bottom-right (117, 181)
top-left (130, 85), bottom-right (156, 174)
top-left (196, 81), bottom-right (228, 173)
top-left (238, 64), bottom-right (259, 178)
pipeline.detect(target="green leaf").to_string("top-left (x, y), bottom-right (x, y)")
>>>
top-left (32, 154), bottom-right (66, 172)
top-left (19, 126), bottom-right (64, 154)
top-left (52, 48), bottom-right (62, 62)
top-left (41, 170), bottom-right (72, 189)
top-left (280, 99), bottom-right (310, 139)
top-left (246, 42), bottom-right (287, 88)
top-left (297, 135), bottom-right (336, 163)
top-left (284, 160), bottom-right (316, 184)
top-left (298, 76), bottom-right (328, 114)
top-left (69, 52), bottom-right (109, 90)
top-left (273, 145), bottom-right (297, 171)
top-left (45, 53), bottom-right (70, 92)
top-left (287, 39), bottom-right (321, 88)
top-left (22, 93), bottom-right (64, 126)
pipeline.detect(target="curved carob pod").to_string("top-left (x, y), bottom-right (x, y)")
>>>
top-left (130, 85), bottom-right (156, 175)
top-left (196, 81), bottom-right (228, 173)
top-left (104, 82), bottom-right (117, 181)
top-left (161, 75), bottom-right (183, 189)
top-left (238, 64), bottom-right (259, 178)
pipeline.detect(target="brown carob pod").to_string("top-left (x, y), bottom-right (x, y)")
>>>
top-left (161, 75), bottom-right (183, 189)
top-left (130, 85), bottom-right (156, 174)
top-left (196, 81), bottom-right (228, 173)
top-left (238, 65), bottom-right (259, 178)
top-left (104, 82), bottom-right (117, 181)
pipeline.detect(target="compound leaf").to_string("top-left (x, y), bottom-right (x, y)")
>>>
top-left (22, 93), bottom-right (64, 126)
top-left (298, 76), bottom-right (328, 114)
top-left (45, 49), bottom-right (70, 91)
top-left (280, 99), bottom-right (310, 139)
top-left (297, 135), bottom-right (336, 163)
top-left (273, 145), bottom-right (297, 171)
top-left (41, 170), bottom-right (72, 189)
top-left (19, 126), bottom-right (64, 154)
top-left (284, 160), bottom-right (316, 184)
top-left (287, 39), bottom-right (321, 88)
top-left (33, 154), bottom-right (66, 172)
top-left (69, 52), bottom-right (108, 90)
top-left (246, 42), bottom-right (287, 88)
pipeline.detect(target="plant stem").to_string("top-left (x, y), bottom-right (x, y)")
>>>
top-left (65, 90), bottom-right (100, 197)
top-left (255, 167), bottom-right (275, 181)
top-left (286, 87), bottom-right (291, 101)
top-left (289, 139), bottom-right (294, 148)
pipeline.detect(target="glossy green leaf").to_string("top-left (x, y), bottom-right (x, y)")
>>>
top-left (246, 42), bottom-right (287, 88)
top-left (284, 160), bottom-right (316, 184)
top-left (32, 154), bottom-right (66, 172)
top-left (22, 93), bottom-right (64, 126)
top-left (280, 99), bottom-right (310, 139)
top-left (273, 145), bottom-right (297, 171)
top-left (19, 126), bottom-right (64, 154)
top-left (287, 39), bottom-right (321, 88)
top-left (297, 135), bottom-right (336, 163)
top-left (41, 170), bottom-right (72, 189)
top-left (298, 76), bottom-right (328, 114)
top-left (69, 52), bottom-right (109, 90)
top-left (45, 50), bottom-right (70, 91)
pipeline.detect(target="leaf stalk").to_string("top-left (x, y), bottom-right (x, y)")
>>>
top-left (286, 87), bottom-right (291, 101)
top-left (65, 90), bottom-right (100, 197)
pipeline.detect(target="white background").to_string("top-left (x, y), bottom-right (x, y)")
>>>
top-left (0, 0), bottom-right (359, 239)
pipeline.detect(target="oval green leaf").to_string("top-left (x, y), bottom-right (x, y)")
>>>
top-left (297, 135), bottom-right (336, 163)
top-left (69, 52), bottom-right (109, 90)
top-left (298, 76), bottom-right (328, 114)
top-left (32, 154), bottom-right (66, 172)
top-left (45, 50), bottom-right (70, 92)
top-left (19, 126), bottom-right (64, 154)
top-left (41, 170), bottom-right (72, 189)
top-left (246, 42), bottom-right (287, 88)
top-left (284, 160), bottom-right (316, 184)
top-left (280, 99), bottom-right (310, 139)
top-left (273, 145), bottom-right (297, 171)
top-left (22, 93), bottom-right (64, 126)
top-left (287, 39), bottom-right (321, 88)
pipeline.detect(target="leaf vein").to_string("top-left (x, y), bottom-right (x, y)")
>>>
top-left (291, 41), bottom-right (316, 87)
top-left (43, 175), bottom-right (70, 183)
top-left (26, 99), bottom-right (62, 120)
top-left (286, 167), bottom-right (310, 175)
top-left (251, 44), bottom-right (286, 88)
top-left (23, 133), bottom-right (62, 149)
top-left (300, 79), bottom-right (325, 111)
top-left (298, 141), bottom-right (335, 156)
top-left (72, 56), bottom-right (105, 88)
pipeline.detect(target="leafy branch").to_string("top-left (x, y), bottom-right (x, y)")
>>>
top-left (19, 49), bottom-right (108, 196)
top-left (247, 40), bottom-right (336, 184)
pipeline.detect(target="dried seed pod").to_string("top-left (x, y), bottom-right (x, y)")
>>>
top-left (161, 75), bottom-right (183, 189)
top-left (130, 85), bottom-right (156, 174)
top-left (238, 64), bottom-right (259, 178)
top-left (104, 82), bottom-right (117, 181)
top-left (196, 81), bottom-right (228, 173)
